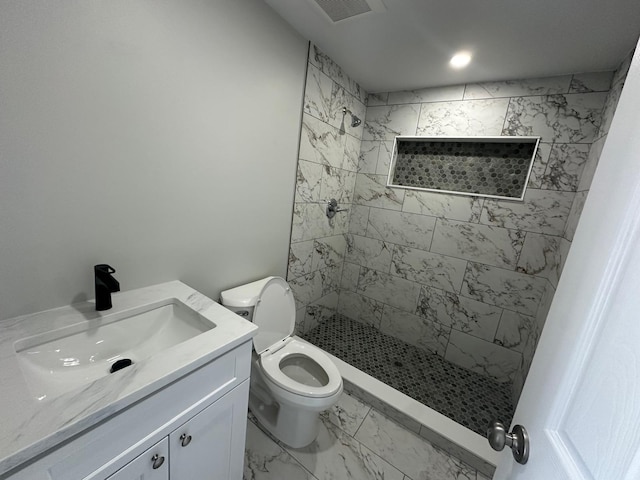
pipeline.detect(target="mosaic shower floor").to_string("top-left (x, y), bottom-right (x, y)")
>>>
top-left (303, 314), bottom-right (513, 436)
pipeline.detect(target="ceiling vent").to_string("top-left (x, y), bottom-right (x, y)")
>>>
top-left (313, 0), bottom-right (385, 22)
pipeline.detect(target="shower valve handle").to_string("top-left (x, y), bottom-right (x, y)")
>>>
top-left (487, 420), bottom-right (529, 464)
top-left (326, 198), bottom-right (348, 219)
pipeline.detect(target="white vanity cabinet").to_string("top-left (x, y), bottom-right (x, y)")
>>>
top-left (106, 380), bottom-right (248, 480)
top-left (5, 341), bottom-right (252, 480)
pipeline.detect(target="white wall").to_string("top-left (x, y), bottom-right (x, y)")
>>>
top-left (0, 0), bottom-right (308, 320)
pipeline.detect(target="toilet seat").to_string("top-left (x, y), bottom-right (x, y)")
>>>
top-left (260, 338), bottom-right (342, 398)
top-left (250, 277), bottom-right (296, 355)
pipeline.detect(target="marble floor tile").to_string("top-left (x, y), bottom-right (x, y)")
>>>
top-left (320, 391), bottom-right (371, 436)
top-left (286, 417), bottom-right (405, 480)
top-left (244, 420), bottom-right (315, 480)
top-left (355, 410), bottom-right (478, 480)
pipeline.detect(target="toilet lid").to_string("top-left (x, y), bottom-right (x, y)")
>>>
top-left (252, 277), bottom-right (295, 355)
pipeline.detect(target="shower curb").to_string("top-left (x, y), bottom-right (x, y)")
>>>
top-left (294, 335), bottom-right (499, 478)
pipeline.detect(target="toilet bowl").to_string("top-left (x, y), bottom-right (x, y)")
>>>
top-left (220, 276), bottom-right (343, 448)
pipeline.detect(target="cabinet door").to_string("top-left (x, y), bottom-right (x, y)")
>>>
top-left (106, 438), bottom-right (169, 480)
top-left (169, 380), bottom-right (249, 480)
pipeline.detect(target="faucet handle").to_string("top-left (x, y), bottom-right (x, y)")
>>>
top-left (95, 264), bottom-right (116, 274)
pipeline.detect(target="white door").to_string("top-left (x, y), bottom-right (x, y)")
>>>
top-left (493, 45), bottom-right (640, 479)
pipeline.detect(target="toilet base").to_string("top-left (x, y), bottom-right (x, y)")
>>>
top-left (249, 391), bottom-right (321, 448)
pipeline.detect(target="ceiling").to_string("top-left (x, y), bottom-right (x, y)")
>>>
top-left (264, 0), bottom-right (640, 93)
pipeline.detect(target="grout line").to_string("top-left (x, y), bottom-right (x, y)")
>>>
top-left (428, 217), bottom-right (438, 251)
top-left (514, 230), bottom-right (528, 268)
top-left (352, 405), bottom-right (372, 439)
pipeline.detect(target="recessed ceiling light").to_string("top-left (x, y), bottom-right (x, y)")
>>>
top-left (450, 51), bottom-right (472, 69)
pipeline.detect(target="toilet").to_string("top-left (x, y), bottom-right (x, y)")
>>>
top-left (220, 276), bottom-right (343, 448)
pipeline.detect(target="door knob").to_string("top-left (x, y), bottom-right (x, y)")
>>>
top-left (487, 420), bottom-right (529, 464)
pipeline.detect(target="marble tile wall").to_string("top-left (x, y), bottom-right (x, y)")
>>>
top-left (288, 44), bottom-right (366, 334)
top-left (510, 47), bottom-right (636, 402)
top-left (337, 64), bottom-right (631, 399)
top-left (287, 44), bottom-right (633, 406)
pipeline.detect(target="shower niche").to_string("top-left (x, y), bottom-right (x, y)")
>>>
top-left (387, 136), bottom-right (540, 201)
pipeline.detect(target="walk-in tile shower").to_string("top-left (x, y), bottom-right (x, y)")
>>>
top-left (288, 43), bottom-right (631, 445)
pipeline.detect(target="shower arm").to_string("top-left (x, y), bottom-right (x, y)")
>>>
top-left (341, 107), bottom-right (362, 128)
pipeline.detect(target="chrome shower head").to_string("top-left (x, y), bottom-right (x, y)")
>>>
top-left (342, 107), bottom-right (362, 128)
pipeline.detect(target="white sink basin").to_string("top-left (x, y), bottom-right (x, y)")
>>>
top-left (14, 299), bottom-right (215, 401)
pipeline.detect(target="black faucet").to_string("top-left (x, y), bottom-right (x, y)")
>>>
top-left (94, 264), bottom-right (120, 311)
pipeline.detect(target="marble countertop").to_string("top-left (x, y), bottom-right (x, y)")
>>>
top-left (0, 281), bottom-right (257, 476)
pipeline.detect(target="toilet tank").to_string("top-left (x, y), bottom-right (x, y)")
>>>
top-left (220, 277), bottom-right (274, 322)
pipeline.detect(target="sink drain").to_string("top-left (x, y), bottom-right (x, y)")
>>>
top-left (110, 358), bottom-right (133, 373)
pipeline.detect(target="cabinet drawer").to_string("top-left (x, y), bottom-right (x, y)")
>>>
top-left (106, 438), bottom-right (168, 480)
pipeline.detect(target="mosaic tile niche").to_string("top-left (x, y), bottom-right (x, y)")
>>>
top-left (389, 137), bottom-right (539, 200)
